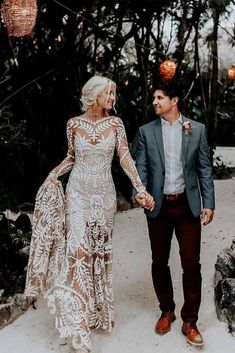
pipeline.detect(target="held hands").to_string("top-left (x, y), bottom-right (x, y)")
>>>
top-left (135, 192), bottom-right (155, 212)
top-left (201, 208), bottom-right (214, 226)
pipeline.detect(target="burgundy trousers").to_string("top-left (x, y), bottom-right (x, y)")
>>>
top-left (146, 194), bottom-right (201, 323)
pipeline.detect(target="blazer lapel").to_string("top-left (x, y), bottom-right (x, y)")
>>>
top-left (153, 119), bottom-right (165, 167)
top-left (181, 115), bottom-right (190, 166)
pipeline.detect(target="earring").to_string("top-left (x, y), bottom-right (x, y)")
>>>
top-left (92, 100), bottom-right (98, 117)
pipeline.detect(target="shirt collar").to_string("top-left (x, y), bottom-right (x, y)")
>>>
top-left (161, 113), bottom-right (183, 126)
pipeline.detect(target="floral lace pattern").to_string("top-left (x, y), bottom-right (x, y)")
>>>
top-left (25, 115), bottom-right (145, 352)
top-left (24, 181), bottom-right (66, 298)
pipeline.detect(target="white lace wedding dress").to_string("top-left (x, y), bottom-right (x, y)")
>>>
top-left (25, 115), bottom-right (145, 352)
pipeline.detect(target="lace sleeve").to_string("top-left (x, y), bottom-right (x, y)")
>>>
top-left (115, 118), bottom-right (146, 193)
top-left (47, 118), bottom-right (75, 179)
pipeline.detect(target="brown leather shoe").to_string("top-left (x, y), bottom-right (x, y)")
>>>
top-left (182, 322), bottom-right (204, 346)
top-left (155, 311), bottom-right (176, 334)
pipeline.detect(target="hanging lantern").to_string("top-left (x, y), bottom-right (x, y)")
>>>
top-left (1, 0), bottom-right (37, 37)
top-left (227, 66), bottom-right (235, 80)
top-left (160, 59), bottom-right (177, 80)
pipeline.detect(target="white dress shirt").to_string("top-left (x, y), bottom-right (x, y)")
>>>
top-left (161, 114), bottom-right (185, 195)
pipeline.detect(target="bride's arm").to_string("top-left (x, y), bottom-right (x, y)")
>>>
top-left (115, 117), bottom-right (147, 193)
top-left (115, 117), bottom-right (155, 210)
top-left (45, 118), bottom-right (76, 181)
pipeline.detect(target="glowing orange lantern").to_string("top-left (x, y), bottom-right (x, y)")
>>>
top-left (1, 0), bottom-right (37, 37)
top-left (227, 66), bottom-right (235, 80)
top-left (160, 59), bottom-right (177, 80)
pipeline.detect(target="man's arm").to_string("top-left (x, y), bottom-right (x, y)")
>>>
top-left (133, 127), bottom-right (155, 210)
top-left (133, 127), bottom-right (149, 193)
top-left (197, 125), bottom-right (215, 224)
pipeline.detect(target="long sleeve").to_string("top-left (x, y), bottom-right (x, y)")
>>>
top-left (47, 118), bottom-right (75, 179)
top-left (196, 125), bottom-right (215, 209)
top-left (135, 127), bottom-right (149, 188)
top-left (115, 118), bottom-right (146, 193)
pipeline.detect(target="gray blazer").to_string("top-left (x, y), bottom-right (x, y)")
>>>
top-left (134, 115), bottom-right (215, 218)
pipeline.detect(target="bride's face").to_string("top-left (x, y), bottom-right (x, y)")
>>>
top-left (96, 85), bottom-right (116, 110)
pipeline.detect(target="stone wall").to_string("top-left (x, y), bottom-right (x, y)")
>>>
top-left (214, 238), bottom-right (235, 333)
top-left (0, 292), bottom-right (32, 330)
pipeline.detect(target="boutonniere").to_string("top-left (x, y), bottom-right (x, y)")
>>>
top-left (182, 121), bottom-right (191, 135)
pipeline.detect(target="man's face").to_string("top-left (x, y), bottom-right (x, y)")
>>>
top-left (153, 90), bottom-right (177, 116)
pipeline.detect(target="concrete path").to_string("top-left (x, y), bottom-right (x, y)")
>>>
top-left (0, 179), bottom-right (235, 353)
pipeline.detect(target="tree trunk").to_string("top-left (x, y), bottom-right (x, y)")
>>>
top-left (207, 6), bottom-right (220, 160)
top-left (134, 31), bottom-right (148, 124)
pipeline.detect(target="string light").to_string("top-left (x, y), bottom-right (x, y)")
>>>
top-left (159, 59), bottom-right (176, 80)
top-left (1, 0), bottom-right (37, 37)
top-left (227, 66), bottom-right (235, 80)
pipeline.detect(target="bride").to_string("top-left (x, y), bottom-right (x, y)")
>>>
top-left (24, 75), bottom-right (154, 352)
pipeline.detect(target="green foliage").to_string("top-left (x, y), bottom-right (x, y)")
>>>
top-left (0, 212), bottom-right (32, 298)
top-left (0, 108), bottom-right (30, 146)
top-left (213, 156), bottom-right (234, 179)
top-left (0, 105), bottom-right (33, 211)
top-left (208, 0), bottom-right (235, 12)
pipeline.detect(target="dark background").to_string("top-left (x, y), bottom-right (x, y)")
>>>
top-left (0, 0), bottom-right (234, 210)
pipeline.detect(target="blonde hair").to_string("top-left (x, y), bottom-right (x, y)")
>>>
top-left (80, 75), bottom-right (116, 111)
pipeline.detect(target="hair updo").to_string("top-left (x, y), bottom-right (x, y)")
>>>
top-left (80, 75), bottom-right (116, 111)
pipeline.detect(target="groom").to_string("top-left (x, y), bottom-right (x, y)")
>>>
top-left (134, 79), bottom-right (215, 346)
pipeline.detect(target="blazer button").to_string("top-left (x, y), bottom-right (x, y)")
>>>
top-left (162, 171), bottom-right (165, 175)
top-left (161, 186), bottom-right (163, 190)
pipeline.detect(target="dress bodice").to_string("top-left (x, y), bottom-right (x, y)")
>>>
top-left (49, 115), bottom-right (146, 194)
top-left (73, 127), bottom-right (115, 174)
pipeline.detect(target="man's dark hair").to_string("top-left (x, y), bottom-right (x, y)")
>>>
top-left (154, 78), bottom-right (184, 112)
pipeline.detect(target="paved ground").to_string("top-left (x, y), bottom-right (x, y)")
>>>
top-left (0, 179), bottom-right (235, 353)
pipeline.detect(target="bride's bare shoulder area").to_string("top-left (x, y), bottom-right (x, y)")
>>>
top-left (72, 115), bottom-right (84, 121)
top-left (68, 115), bottom-right (84, 125)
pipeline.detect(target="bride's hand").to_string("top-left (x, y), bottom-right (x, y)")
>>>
top-left (135, 192), bottom-right (155, 211)
top-left (143, 192), bottom-right (155, 211)
top-left (135, 192), bottom-right (146, 207)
